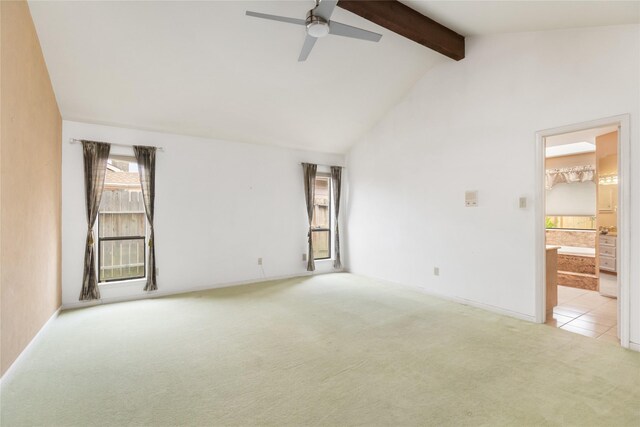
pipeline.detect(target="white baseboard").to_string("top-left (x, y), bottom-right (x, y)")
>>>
top-left (0, 307), bottom-right (61, 384)
top-left (349, 272), bottom-right (536, 322)
top-left (629, 341), bottom-right (640, 352)
top-left (62, 269), bottom-right (345, 310)
top-left (422, 288), bottom-right (537, 322)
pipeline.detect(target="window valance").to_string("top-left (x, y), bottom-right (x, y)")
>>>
top-left (546, 165), bottom-right (595, 190)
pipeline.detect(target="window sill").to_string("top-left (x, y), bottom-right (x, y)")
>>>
top-left (98, 278), bottom-right (146, 288)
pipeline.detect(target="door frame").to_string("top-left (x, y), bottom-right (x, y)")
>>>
top-left (534, 114), bottom-right (630, 348)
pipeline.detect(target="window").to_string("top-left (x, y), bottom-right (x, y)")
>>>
top-left (98, 157), bottom-right (146, 282)
top-left (545, 215), bottom-right (596, 230)
top-left (311, 175), bottom-right (331, 260)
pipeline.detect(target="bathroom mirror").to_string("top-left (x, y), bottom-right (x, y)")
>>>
top-left (598, 186), bottom-right (614, 212)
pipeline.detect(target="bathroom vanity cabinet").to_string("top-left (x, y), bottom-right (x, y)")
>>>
top-left (599, 234), bottom-right (617, 273)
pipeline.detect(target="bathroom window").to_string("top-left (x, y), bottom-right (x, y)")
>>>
top-left (545, 216), bottom-right (596, 230)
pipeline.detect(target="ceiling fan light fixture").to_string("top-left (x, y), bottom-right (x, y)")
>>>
top-left (306, 14), bottom-right (330, 38)
top-left (246, 1), bottom-right (381, 61)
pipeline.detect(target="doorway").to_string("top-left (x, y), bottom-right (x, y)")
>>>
top-left (535, 115), bottom-right (630, 348)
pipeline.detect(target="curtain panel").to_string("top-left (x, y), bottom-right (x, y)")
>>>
top-left (546, 165), bottom-right (595, 189)
top-left (330, 166), bottom-right (342, 269)
top-left (79, 140), bottom-right (111, 301)
top-left (133, 146), bottom-right (158, 292)
top-left (302, 163), bottom-right (317, 272)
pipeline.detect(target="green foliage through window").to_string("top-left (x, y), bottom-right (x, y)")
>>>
top-left (545, 216), bottom-right (596, 230)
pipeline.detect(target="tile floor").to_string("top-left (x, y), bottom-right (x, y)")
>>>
top-left (546, 285), bottom-right (619, 344)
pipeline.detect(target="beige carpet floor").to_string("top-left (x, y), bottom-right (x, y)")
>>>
top-left (1, 273), bottom-right (639, 426)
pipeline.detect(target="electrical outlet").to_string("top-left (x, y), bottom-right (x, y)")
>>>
top-left (434, 267), bottom-right (440, 276)
top-left (302, 253), bottom-right (307, 262)
top-left (258, 257), bottom-right (263, 265)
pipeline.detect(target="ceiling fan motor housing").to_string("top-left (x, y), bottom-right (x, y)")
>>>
top-left (306, 10), bottom-right (330, 38)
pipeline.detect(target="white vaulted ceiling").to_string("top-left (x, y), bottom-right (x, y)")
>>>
top-left (29, 0), bottom-right (441, 153)
top-left (29, 1), bottom-right (639, 153)
top-left (403, 1), bottom-right (639, 36)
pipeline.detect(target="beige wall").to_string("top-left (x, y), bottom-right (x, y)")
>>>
top-left (1, 0), bottom-right (62, 376)
top-left (546, 152), bottom-right (596, 169)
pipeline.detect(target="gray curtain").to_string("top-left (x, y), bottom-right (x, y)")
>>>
top-left (133, 146), bottom-right (157, 292)
top-left (79, 140), bottom-right (111, 301)
top-left (331, 166), bottom-right (343, 269)
top-left (302, 163), bottom-right (317, 272)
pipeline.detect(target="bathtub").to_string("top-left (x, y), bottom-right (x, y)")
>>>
top-left (555, 246), bottom-right (598, 289)
top-left (557, 246), bottom-right (595, 257)
top-left (546, 240), bottom-right (598, 289)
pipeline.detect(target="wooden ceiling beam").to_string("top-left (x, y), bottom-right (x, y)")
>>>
top-left (337, 0), bottom-right (465, 61)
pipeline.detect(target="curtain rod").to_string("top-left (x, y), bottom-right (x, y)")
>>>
top-left (69, 138), bottom-right (165, 152)
top-left (300, 162), bottom-right (345, 169)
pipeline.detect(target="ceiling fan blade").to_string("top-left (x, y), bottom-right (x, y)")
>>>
top-left (298, 35), bottom-right (318, 62)
top-left (329, 21), bottom-right (382, 42)
top-left (314, 0), bottom-right (338, 20)
top-left (245, 11), bottom-right (306, 26)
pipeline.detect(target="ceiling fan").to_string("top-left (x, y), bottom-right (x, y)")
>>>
top-left (246, 0), bottom-right (382, 62)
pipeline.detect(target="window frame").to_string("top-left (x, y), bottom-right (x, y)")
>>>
top-left (312, 173), bottom-right (332, 261)
top-left (97, 236), bottom-right (147, 283)
top-left (545, 215), bottom-right (597, 231)
top-left (97, 156), bottom-right (148, 284)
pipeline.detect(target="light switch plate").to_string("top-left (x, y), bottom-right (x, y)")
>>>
top-left (519, 197), bottom-right (527, 209)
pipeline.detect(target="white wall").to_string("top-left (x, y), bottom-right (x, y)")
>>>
top-left (546, 182), bottom-right (596, 216)
top-left (62, 121), bottom-right (344, 307)
top-left (346, 25), bottom-right (640, 343)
